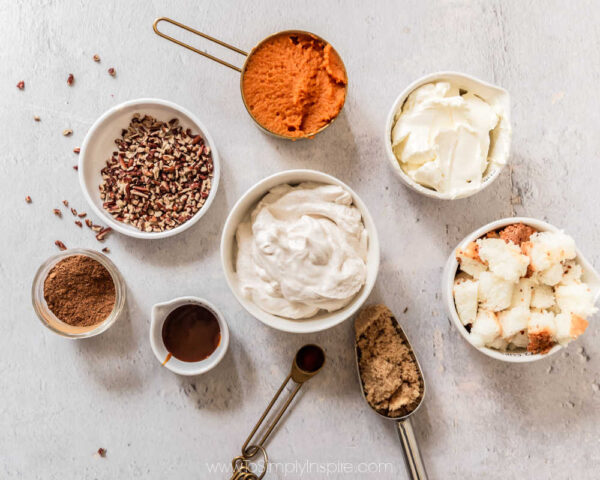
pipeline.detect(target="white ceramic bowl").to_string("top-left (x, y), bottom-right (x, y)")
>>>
top-left (220, 169), bottom-right (380, 334)
top-left (384, 71), bottom-right (511, 200)
top-left (150, 296), bottom-right (229, 376)
top-left (443, 217), bottom-right (600, 362)
top-left (79, 98), bottom-right (220, 239)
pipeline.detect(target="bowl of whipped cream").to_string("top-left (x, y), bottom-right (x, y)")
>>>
top-left (221, 170), bottom-right (380, 333)
top-left (385, 72), bottom-right (512, 200)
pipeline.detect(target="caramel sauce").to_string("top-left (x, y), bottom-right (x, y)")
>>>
top-left (162, 352), bottom-right (172, 366)
top-left (161, 304), bottom-right (221, 362)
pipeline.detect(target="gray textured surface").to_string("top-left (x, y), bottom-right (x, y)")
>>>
top-left (2, 1), bottom-right (599, 478)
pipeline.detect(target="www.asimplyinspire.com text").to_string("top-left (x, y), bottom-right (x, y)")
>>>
top-left (205, 459), bottom-right (397, 476)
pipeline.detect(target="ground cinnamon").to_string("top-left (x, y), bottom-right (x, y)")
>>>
top-left (43, 255), bottom-right (116, 327)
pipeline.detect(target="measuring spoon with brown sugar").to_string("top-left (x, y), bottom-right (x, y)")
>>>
top-left (354, 305), bottom-right (428, 480)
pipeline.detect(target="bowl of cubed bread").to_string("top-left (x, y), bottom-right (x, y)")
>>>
top-left (443, 217), bottom-right (600, 362)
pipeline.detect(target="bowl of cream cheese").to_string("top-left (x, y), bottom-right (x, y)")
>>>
top-left (220, 170), bottom-right (380, 333)
top-left (385, 72), bottom-right (511, 200)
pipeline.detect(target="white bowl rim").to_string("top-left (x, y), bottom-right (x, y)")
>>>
top-left (149, 296), bottom-right (230, 376)
top-left (78, 97), bottom-right (221, 239)
top-left (443, 216), bottom-right (600, 363)
top-left (220, 169), bottom-right (380, 334)
top-left (384, 71), bottom-right (511, 200)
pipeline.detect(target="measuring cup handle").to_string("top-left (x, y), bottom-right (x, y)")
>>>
top-left (396, 418), bottom-right (428, 480)
top-left (152, 17), bottom-right (248, 73)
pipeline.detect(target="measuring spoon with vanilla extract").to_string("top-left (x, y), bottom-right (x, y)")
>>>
top-left (150, 297), bottom-right (229, 376)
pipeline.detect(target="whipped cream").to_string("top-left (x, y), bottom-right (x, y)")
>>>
top-left (392, 81), bottom-right (504, 197)
top-left (235, 182), bottom-right (368, 319)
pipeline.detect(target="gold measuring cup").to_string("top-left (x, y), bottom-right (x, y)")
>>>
top-left (230, 344), bottom-right (326, 479)
top-left (354, 314), bottom-right (428, 480)
top-left (152, 17), bottom-right (348, 140)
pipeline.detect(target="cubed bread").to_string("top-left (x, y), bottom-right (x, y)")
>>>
top-left (456, 242), bottom-right (486, 278)
top-left (510, 331), bottom-right (529, 348)
top-left (453, 278), bottom-right (478, 326)
top-left (477, 238), bottom-right (529, 283)
top-left (530, 284), bottom-right (555, 309)
top-left (555, 312), bottom-right (589, 344)
top-left (498, 306), bottom-right (529, 339)
top-left (510, 277), bottom-right (534, 309)
top-left (469, 310), bottom-right (501, 347)
top-left (555, 283), bottom-right (598, 317)
top-left (561, 260), bottom-right (583, 284)
top-left (453, 226), bottom-right (595, 354)
top-left (487, 337), bottom-right (509, 350)
top-left (522, 231), bottom-right (576, 272)
top-left (478, 271), bottom-right (514, 311)
top-left (528, 310), bottom-right (556, 335)
top-left (527, 310), bottom-right (557, 354)
top-left (536, 262), bottom-right (564, 286)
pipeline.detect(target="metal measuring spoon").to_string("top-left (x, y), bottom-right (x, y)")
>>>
top-left (354, 307), bottom-right (428, 480)
top-left (230, 344), bottom-right (326, 480)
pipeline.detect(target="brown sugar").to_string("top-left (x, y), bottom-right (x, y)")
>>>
top-left (43, 255), bottom-right (116, 327)
top-left (355, 304), bottom-right (423, 418)
top-left (242, 32), bottom-right (347, 138)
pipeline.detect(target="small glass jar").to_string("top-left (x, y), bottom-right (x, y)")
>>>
top-left (32, 249), bottom-right (126, 338)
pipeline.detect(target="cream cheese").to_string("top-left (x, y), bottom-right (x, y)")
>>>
top-left (235, 182), bottom-right (368, 319)
top-left (391, 81), bottom-right (503, 197)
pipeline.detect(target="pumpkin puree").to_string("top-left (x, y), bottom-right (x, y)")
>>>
top-left (242, 32), bottom-right (347, 138)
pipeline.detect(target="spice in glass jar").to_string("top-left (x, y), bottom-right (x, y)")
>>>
top-left (43, 255), bottom-right (116, 327)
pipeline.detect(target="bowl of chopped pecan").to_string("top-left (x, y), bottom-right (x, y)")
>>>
top-left (79, 98), bottom-right (220, 239)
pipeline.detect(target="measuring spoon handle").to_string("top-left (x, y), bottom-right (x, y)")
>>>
top-left (396, 418), bottom-right (428, 480)
top-left (153, 17), bottom-right (247, 72)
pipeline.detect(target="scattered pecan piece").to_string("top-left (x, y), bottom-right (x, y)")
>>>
top-left (95, 227), bottom-right (112, 241)
top-left (70, 208), bottom-right (77, 216)
top-left (25, 196), bottom-right (32, 203)
top-left (62, 200), bottom-right (69, 207)
top-left (53, 209), bottom-right (62, 217)
top-left (73, 165), bottom-right (78, 171)
top-left (67, 73), bottom-right (74, 86)
top-left (85, 219), bottom-right (93, 228)
top-left (17, 81), bottom-right (24, 90)
top-left (55, 240), bottom-right (67, 251)
top-left (102, 247), bottom-right (110, 253)
top-left (34, 116), bottom-right (40, 122)
top-left (73, 147), bottom-right (80, 154)
top-left (97, 448), bottom-right (106, 457)
top-left (93, 54), bottom-right (100, 62)
top-left (63, 129), bottom-right (73, 136)
top-left (107, 67), bottom-right (116, 77)
top-left (74, 220), bottom-right (82, 228)
top-left (78, 212), bottom-right (87, 218)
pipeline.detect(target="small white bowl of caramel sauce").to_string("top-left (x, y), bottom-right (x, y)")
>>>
top-left (149, 296), bottom-right (229, 376)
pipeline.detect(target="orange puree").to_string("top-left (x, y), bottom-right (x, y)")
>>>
top-left (242, 32), bottom-right (347, 138)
